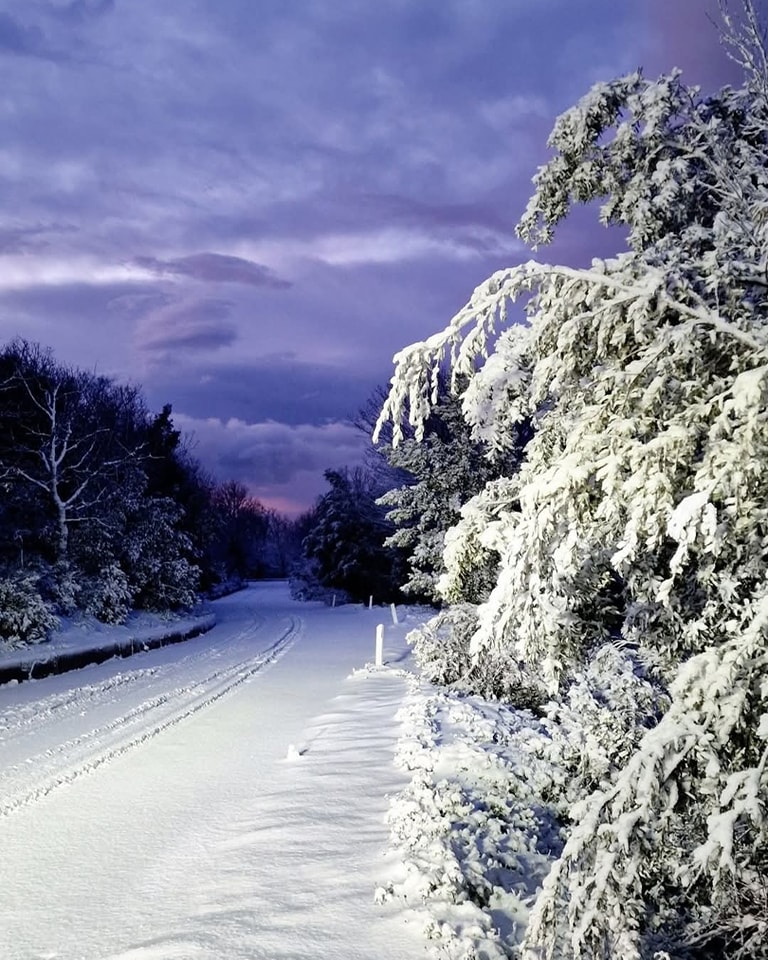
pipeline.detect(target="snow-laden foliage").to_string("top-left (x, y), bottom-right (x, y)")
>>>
top-left (408, 604), bottom-right (544, 707)
top-left (378, 387), bottom-right (517, 602)
top-left (43, 562), bottom-right (83, 616)
top-left (407, 604), bottom-right (479, 687)
top-left (540, 643), bottom-right (668, 801)
top-left (524, 594), bottom-right (768, 960)
top-left (82, 562), bottom-right (133, 624)
top-left (378, 676), bottom-right (564, 960)
top-left (437, 478), bottom-right (521, 606)
top-left (377, 6), bottom-right (768, 956)
top-left (0, 574), bottom-right (59, 646)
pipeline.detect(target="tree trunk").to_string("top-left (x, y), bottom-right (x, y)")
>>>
top-left (56, 499), bottom-right (68, 561)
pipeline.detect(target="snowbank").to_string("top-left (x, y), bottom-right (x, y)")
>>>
top-left (0, 609), bottom-right (216, 684)
top-left (379, 678), bottom-right (565, 958)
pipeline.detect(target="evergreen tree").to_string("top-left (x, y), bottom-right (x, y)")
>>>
top-left (378, 383), bottom-right (528, 603)
top-left (297, 467), bottom-right (403, 603)
top-left (377, 3), bottom-right (768, 955)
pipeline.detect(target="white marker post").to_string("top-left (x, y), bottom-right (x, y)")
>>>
top-left (368, 595), bottom-right (373, 609)
top-left (390, 602), bottom-right (399, 625)
top-left (332, 594), bottom-right (336, 608)
top-left (375, 624), bottom-right (384, 667)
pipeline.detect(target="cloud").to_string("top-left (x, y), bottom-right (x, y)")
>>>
top-left (134, 252), bottom-right (291, 288)
top-left (310, 226), bottom-right (522, 267)
top-left (479, 94), bottom-right (552, 131)
top-left (142, 355), bottom-right (379, 427)
top-left (173, 413), bottom-right (370, 514)
top-left (235, 224), bottom-right (522, 270)
top-left (48, 0), bottom-right (116, 24)
top-left (135, 298), bottom-right (238, 355)
top-left (0, 253), bottom-right (148, 290)
top-left (0, 12), bottom-right (46, 57)
top-left (0, 224), bottom-right (53, 255)
top-left (0, 9), bottom-right (70, 61)
top-left (0, 0), bottom-right (744, 514)
top-left (0, 248), bottom-right (289, 292)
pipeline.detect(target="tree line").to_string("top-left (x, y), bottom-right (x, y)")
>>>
top-left (0, 339), bottom-right (304, 643)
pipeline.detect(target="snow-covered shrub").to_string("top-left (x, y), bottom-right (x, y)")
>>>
top-left (121, 498), bottom-right (200, 611)
top-left (83, 563), bottom-right (132, 624)
top-left (136, 558), bottom-right (199, 612)
top-left (542, 643), bottom-right (668, 800)
top-left (409, 604), bottom-right (545, 707)
top-left (44, 562), bottom-right (83, 616)
top-left (0, 574), bottom-right (59, 647)
top-left (407, 604), bottom-right (478, 686)
top-left (380, 678), bottom-right (565, 958)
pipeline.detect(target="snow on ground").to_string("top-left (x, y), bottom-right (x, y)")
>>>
top-left (378, 680), bottom-right (563, 959)
top-left (0, 581), bottom-right (557, 960)
top-left (0, 582), bottom-right (429, 960)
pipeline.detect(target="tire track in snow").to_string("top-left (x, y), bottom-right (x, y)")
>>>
top-left (0, 616), bottom-right (301, 819)
top-left (0, 611), bottom-right (267, 741)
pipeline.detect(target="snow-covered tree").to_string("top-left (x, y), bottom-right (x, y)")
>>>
top-left (0, 340), bottom-right (146, 563)
top-left (376, 2), bottom-right (768, 955)
top-left (378, 383), bottom-right (523, 603)
top-left (296, 466), bottom-right (403, 604)
top-left (0, 343), bottom-right (212, 622)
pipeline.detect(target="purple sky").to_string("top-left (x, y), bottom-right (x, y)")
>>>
top-left (0, 0), bottom-right (743, 515)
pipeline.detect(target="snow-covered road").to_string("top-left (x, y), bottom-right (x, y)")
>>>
top-left (0, 582), bottom-right (425, 960)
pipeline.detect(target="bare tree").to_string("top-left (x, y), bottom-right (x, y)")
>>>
top-left (0, 341), bottom-right (146, 562)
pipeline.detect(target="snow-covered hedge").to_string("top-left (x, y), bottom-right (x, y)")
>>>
top-left (83, 563), bottom-right (133, 624)
top-left (407, 605), bottom-right (544, 708)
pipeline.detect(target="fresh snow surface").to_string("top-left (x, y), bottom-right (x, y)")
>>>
top-left (0, 581), bottom-right (430, 960)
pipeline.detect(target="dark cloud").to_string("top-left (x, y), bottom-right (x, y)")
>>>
top-left (143, 355), bottom-right (380, 427)
top-left (135, 298), bottom-right (238, 355)
top-left (0, 12), bottom-right (46, 57)
top-left (134, 252), bottom-right (291, 288)
top-left (0, 225), bottom-right (49, 255)
top-left (0, 9), bottom-right (71, 61)
top-left (173, 413), bottom-right (369, 515)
